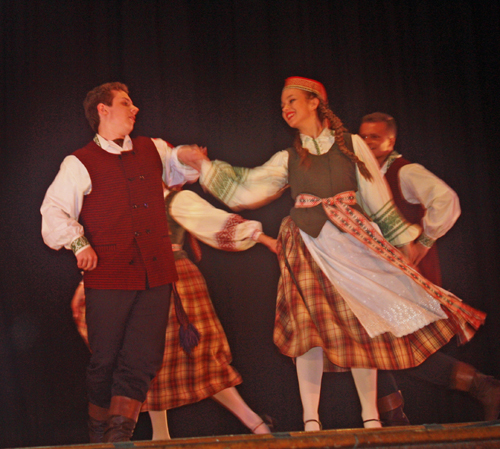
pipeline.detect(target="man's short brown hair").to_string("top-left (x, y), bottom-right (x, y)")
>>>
top-left (83, 82), bottom-right (129, 133)
top-left (361, 112), bottom-right (397, 137)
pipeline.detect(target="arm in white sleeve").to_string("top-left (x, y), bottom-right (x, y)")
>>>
top-left (199, 150), bottom-right (289, 210)
top-left (40, 155), bottom-right (91, 253)
top-left (399, 163), bottom-right (460, 245)
top-left (152, 138), bottom-right (200, 187)
top-left (169, 190), bottom-right (263, 251)
top-left (352, 134), bottom-right (420, 246)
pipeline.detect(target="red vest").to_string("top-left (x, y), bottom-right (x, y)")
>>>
top-left (73, 137), bottom-right (177, 289)
top-left (385, 156), bottom-right (442, 286)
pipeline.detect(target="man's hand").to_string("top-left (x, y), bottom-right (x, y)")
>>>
top-left (71, 283), bottom-right (86, 321)
top-left (177, 144), bottom-right (209, 171)
top-left (76, 246), bottom-right (98, 271)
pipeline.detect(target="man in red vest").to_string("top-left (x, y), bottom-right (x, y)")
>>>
top-left (359, 112), bottom-right (500, 425)
top-left (41, 82), bottom-right (207, 442)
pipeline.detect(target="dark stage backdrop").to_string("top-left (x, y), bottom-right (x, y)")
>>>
top-left (1, 0), bottom-right (499, 447)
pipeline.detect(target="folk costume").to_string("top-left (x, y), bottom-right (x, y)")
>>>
top-left (42, 134), bottom-right (199, 441)
top-left (73, 189), bottom-right (273, 438)
top-left (199, 77), bottom-right (485, 428)
top-left (383, 151), bottom-right (460, 286)
top-left (200, 128), bottom-right (483, 371)
top-left (142, 189), bottom-right (262, 411)
top-left (377, 151), bottom-right (500, 424)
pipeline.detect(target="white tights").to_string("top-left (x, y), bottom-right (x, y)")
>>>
top-left (212, 387), bottom-right (271, 434)
top-left (148, 410), bottom-right (170, 440)
top-left (148, 386), bottom-right (271, 440)
top-left (296, 347), bottom-right (381, 430)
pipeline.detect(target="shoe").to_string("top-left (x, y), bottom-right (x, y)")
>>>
top-left (251, 414), bottom-right (277, 434)
top-left (451, 362), bottom-right (500, 421)
top-left (378, 391), bottom-right (410, 426)
top-left (103, 396), bottom-right (142, 442)
top-left (88, 416), bottom-right (107, 443)
top-left (88, 402), bottom-right (108, 443)
top-left (363, 418), bottom-right (383, 428)
top-left (303, 419), bottom-right (322, 431)
top-left (470, 373), bottom-right (500, 421)
top-left (103, 415), bottom-right (137, 442)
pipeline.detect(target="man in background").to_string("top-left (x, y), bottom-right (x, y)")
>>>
top-left (359, 112), bottom-right (500, 426)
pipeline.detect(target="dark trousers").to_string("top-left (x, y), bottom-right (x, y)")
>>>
top-left (378, 351), bottom-right (457, 397)
top-left (85, 284), bottom-right (171, 408)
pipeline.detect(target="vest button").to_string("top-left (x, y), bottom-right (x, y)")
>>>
top-left (134, 231), bottom-right (140, 237)
top-left (143, 203), bottom-right (148, 208)
top-left (129, 260), bottom-right (134, 265)
top-left (133, 204), bottom-right (139, 209)
top-left (152, 257), bottom-right (157, 261)
top-left (139, 175), bottom-right (145, 180)
top-left (146, 229), bottom-right (151, 234)
top-left (128, 177), bottom-right (133, 181)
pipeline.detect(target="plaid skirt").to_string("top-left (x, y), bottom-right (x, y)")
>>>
top-left (143, 257), bottom-right (242, 410)
top-left (74, 257), bottom-right (242, 411)
top-left (274, 216), bottom-right (459, 372)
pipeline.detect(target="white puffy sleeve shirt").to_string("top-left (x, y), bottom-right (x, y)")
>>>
top-left (381, 157), bottom-right (461, 244)
top-left (200, 129), bottom-right (419, 246)
top-left (41, 134), bottom-right (200, 252)
top-left (169, 190), bottom-right (263, 251)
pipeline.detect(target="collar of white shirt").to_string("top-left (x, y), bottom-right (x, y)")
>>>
top-left (380, 150), bottom-right (402, 175)
top-left (95, 134), bottom-right (133, 154)
top-left (300, 127), bottom-right (335, 155)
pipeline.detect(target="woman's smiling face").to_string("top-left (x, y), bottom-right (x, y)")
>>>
top-left (281, 88), bottom-right (319, 132)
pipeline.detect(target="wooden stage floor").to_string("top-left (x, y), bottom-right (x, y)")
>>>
top-left (27, 421), bottom-right (500, 449)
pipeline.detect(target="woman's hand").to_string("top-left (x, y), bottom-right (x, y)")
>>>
top-left (412, 241), bottom-right (430, 266)
top-left (398, 241), bottom-right (420, 268)
top-left (177, 144), bottom-right (209, 171)
top-left (257, 233), bottom-right (278, 254)
top-left (71, 283), bottom-right (86, 321)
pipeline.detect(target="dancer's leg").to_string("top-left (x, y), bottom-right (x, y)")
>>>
top-left (296, 347), bottom-right (324, 431)
top-left (212, 387), bottom-right (271, 434)
top-left (351, 368), bottom-right (381, 428)
top-left (148, 410), bottom-right (170, 440)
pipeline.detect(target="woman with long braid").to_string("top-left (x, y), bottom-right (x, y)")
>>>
top-left (198, 76), bottom-right (485, 430)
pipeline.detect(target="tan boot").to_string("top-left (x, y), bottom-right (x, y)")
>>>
top-left (377, 391), bottom-right (410, 426)
top-left (103, 396), bottom-right (142, 442)
top-left (451, 362), bottom-right (500, 421)
top-left (88, 403), bottom-right (108, 443)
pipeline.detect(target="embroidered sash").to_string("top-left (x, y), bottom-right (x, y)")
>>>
top-left (295, 191), bottom-right (485, 343)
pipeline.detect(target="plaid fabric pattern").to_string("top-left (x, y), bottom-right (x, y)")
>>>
top-left (74, 257), bottom-right (241, 411)
top-left (274, 216), bottom-right (458, 372)
top-left (295, 192), bottom-right (485, 343)
top-left (142, 257), bottom-right (241, 410)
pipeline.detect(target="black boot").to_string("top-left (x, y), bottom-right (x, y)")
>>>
top-left (103, 396), bottom-right (142, 442)
top-left (104, 415), bottom-right (137, 442)
top-left (377, 391), bottom-right (410, 426)
top-left (88, 402), bottom-right (108, 443)
top-left (451, 362), bottom-right (500, 421)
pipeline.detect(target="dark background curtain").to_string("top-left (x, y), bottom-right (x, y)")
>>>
top-left (1, 0), bottom-right (499, 447)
